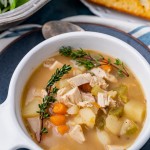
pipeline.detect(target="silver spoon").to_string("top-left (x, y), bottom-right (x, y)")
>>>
top-left (42, 21), bottom-right (84, 39)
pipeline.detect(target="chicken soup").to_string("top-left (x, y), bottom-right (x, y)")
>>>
top-left (21, 47), bottom-right (146, 150)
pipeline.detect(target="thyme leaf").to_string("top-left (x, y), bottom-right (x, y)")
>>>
top-left (59, 46), bottom-right (72, 57)
top-left (71, 48), bottom-right (87, 59)
top-left (114, 58), bottom-right (122, 65)
top-left (77, 59), bottom-right (95, 70)
top-left (46, 64), bottom-right (72, 88)
top-left (59, 46), bottom-right (129, 77)
top-left (37, 64), bottom-right (72, 141)
top-left (41, 127), bottom-right (48, 134)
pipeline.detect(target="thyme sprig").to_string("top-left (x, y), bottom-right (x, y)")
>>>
top-left (41, 127), bottom-right (48, 134)
top-left (46, 64), bottom-right (72, 90)
top-left (37, 64), bottom-right (72, 142)
top-left (59, 46), bottom-right (129, 77)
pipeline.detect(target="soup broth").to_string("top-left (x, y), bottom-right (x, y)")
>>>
top-left (21, 48), bottom-right (146, 150)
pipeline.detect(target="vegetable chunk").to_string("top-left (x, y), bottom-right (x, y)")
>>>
top-left (109, 106), bottom-right (124, 118)
top-left (96, 129), bottom-right (111, 146)
top-left (79, 108), bottom-right (96, 128)
top-left (91, 85), bottom-right (103, 96)
top-left (120, 119), bottom-right (138, 135)
top-left (69, 125), bottom-right (85, 143)
top-left (67, 105), bottom-right (79, 115)
top-left (57, 79), bottom-right (70, 89)
top-left (106, 115), bottom-right (123, 135)
top-left (95, 109), bottom-right (106, 130)
top-left (50, 115), bottom-right (66, 126)
top-left (53, 103), bottom-right (67, 114)
top-left (124, 100), bottom-right (145, 123)
top-left (23, 98), bottom-right (42, 118)
top-left (106, 145), bottom-right (126, 150)
top-left (116, 84), bottom-right (129, 103)
top-left (57, 125), bottom-right (69, 135)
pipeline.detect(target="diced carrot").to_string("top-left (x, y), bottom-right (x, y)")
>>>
top-left (50, 115), bottom-right (66, 126)
top-left (53, 103), bottom-right (67, 114)
top-left (79, 83), bottom-right (92, 93)
top-left (57, 125), bottom-right (69, 135)
top-left (100, 65), bottom-right (112, 72)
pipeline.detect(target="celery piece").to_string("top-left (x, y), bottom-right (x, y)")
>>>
top-left (120, 119), bottom-right (138, 135)
top-left (116, 84), bottom-right (129, 103)
top-left (118, 94), bottom-right (129, 103)
top-left (91, 85), bottom-right (103, 96)
top-left (109, 106), bottom-right (124, 118)
top-left (95, 109), bottom-right (106, 130)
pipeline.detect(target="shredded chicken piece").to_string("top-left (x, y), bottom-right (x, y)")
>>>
top-left (27, 117), bottom-right (42, 142)
top-left (43, 58), bottom-right (55, 68)
top-left (98, 92), bottom-right (116, 108)
top-left (106, 74), bottom-right (118, 83)
top-left (78, 101), bottom-right (93, 107)
top-left (49, 61), bottom-right (63, 70)
top-left (67, 73), bottom-right (92, 87)
top-left (57, 86), bottom-right (72, 97)
top-left (90, 76), bottom-right (108, 89)
top-left (32, 88), bottom-right (47, 98)
top-left (58, 87), bottom-right (82, 107)
top-left (90, 68), bottom-right (117, 83)
top-left (70, 60), bottom-right (86, 72)
top-left (81, 92), bottom-right (95, 102)
top-left (77, 92), bottom-right (95, 107)
top-left (69, 125), bottom-right (85, 144)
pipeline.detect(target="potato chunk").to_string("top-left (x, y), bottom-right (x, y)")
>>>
top-left (124, 100), bottom-right (145, 123)
top-left (22, 98), bottom-right (42, 118)
top-left (106, 115), bottom-right (122, 135)
top-left (120, 119), bottom-right (138, 135)
top-left (69, 125), bottom-right (85, 144)
top-left (67, 105), bottom-right (79, 115)
top-left (79, 108), bottom-right (96, 128)
top-left (96, 128), bottom-right (111, 146)
top-left (106, 145), bottom-right (126, 150)
top-left (57, 79), bottom-right (70, 89)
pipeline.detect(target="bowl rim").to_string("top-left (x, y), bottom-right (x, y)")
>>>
top-left (0, 0), bottom-right (50, 24)
top-left (4, 31), bottom-right (150, 149)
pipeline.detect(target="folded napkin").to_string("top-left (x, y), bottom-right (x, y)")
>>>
top-left (0, 15), bottom-right (150, 53)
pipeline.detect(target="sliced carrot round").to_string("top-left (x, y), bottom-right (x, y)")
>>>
top-left (57, 125), bottom-right (69, 135)
top-left (50, 115), bottom-right (66, 126)
top-left (100, 64), bottom-right (112, 72)
top-left (53, 103), bottom-right (67, 114)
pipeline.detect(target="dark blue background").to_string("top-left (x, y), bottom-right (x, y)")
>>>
top-left (2, 0), bottom-right (150, 149)
top-left (23, 0), bottom-right (93, 24)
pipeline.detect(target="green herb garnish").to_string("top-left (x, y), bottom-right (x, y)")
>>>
top-left (59, 46), bottom-right (129, 77)
top-left (37, 64), bottom-right (72, 142)
top-left (46, 64), bottom-right (72, 89)
top-left (77, 59), bottom-right (95, 70)
top-left (109, 106), bottom-right (124, 118)
top-left (41, 127), bottom-right (48, 134)
top-left (0, 0), bottom-right (29, 14)
top-left (95, 109), bottom-right (106, 130)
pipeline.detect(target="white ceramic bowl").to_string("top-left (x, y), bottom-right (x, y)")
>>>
top-left (0, 32), bottom-right (150, 150)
